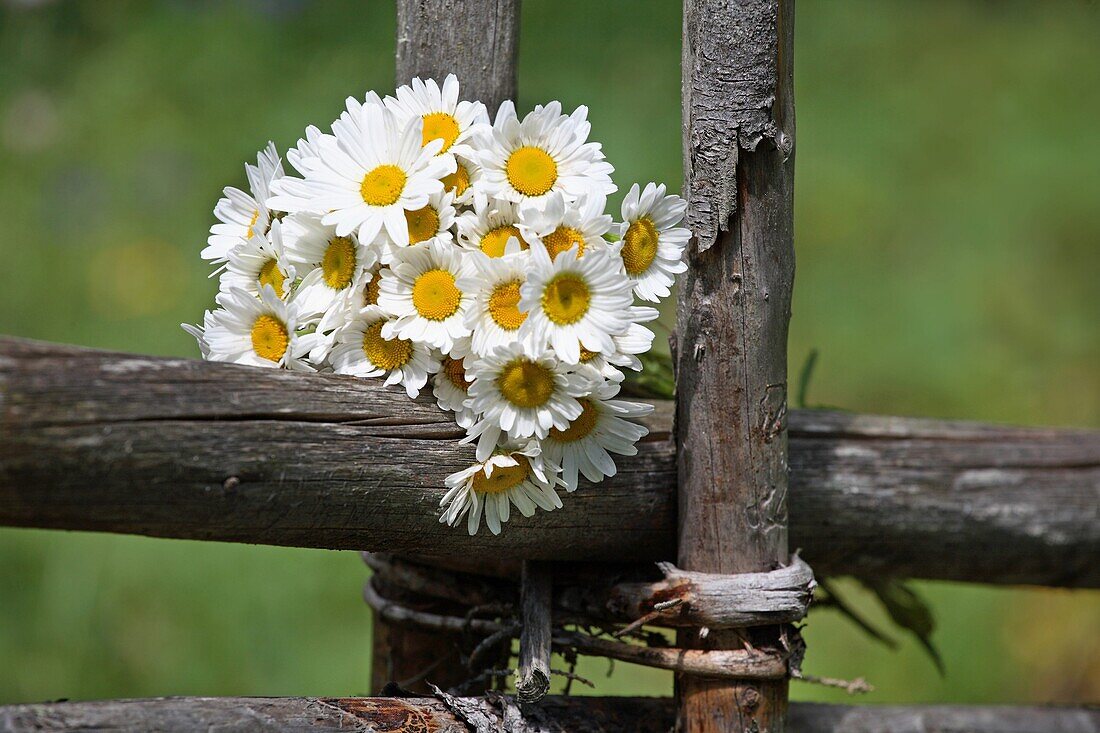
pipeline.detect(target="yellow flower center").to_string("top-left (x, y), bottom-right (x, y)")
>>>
top-left (497, 358), bottom-right (555, 408)
top-left (363, 275), bottom-right (381, 306)
top-left (549, 398), bottom-right (599, 443)
top-left (258, 257), bottom-right (285, 298)
top-left (471, 456), bottom-right (531, 496)
top-left (487, 280), bottom-right (527, 331)
top-left (579, 346), bottom-right (599, 362)
top-left (442, 163), bottom-right (471, 197)
top-left (442, 356), bottom-right (472, 392)
top-left (541, 273), bottom-right (591, 325)
top-left (360, 164), bottom-right (407, 206)
top-left (405, 205), bottom-right (440, 245)
top-left (362, 321), bottom-right (412, 370)
top-left (322, 236), bottom-right (357, 289)
top-left (506, 146), bottom-right (557, 197)
top-left (480, 225), bottom-right (528, 258)
top-left (250, 314), bottom-right (288, 362)
top-left (542, 226), bottom-right (585, 261)
top-left (412, 268), bottom-right (461, 321)
top-left (246, 209), bottom-right (260, 239)
top-left (622, 217), bottom-right (659, 276)
top-left (422, 111), bottom-right (461, 153)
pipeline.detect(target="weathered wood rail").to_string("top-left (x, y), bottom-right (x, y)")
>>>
top-left (2, 336), bottom-right (1097, 587)
top-left (1, 697), bottom-right (1096, 733)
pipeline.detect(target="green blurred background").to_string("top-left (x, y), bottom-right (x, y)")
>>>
top-left (1, 0), bottom-right (1098, 707)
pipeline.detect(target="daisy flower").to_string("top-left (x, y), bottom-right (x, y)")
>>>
top-left (202, 142), bottom-right (285, 265)
top-left (286, 124), bottom-right (333, 174)
top-left (283, 91), bottom-right (385, 182)
top-left (614, 183), bottom-right (689, 302)
top-left (267, 103), bottom-right (453, 247)
top-left (384, 74), bottom-right (489, 160)
top-left (442, 153), bottom-right (484, 208)
top-left (329, 306), bottom-right (439, 397)
top-left (460, 243), bottom-right (535, 357)
top-left (465, 343), bottom-right (588, 460)
top-left (204, 285), bottom-right (313, 371)
top-left (333, 91), bottom-right (386, 139)
top-left (281, 214), bottom-right (377, 321)
top-left (476, 100), bottom-right (615, 209)
top-left (180, 310), bottom-right (217, 359)
top-left (433, 352), bottom-right (477, 428)
top-left (540, 375), bottom-right (653, 492)
top-left (218, 223), bottom-right (295, 302)
top-left (456, 198), bottom-right (531, 258)
top-left (306, 262), bottom-right (391, 367)
top-left (519, 241), bottom-right (634, 364)
top-left (440, 441), bottom-right (563, 535)
top-left (378, 190), bottom-right (458, 264)
top-left (578, 305), bottom-right (660, 379)
top-left (518, 191), bottom-right (613, 262)
top-left (377, 239), bottom-right (474, 353)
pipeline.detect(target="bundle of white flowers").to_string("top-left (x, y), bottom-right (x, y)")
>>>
top-left (185, 75), bottom-right (688, 536)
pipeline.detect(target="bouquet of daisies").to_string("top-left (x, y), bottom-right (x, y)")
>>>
top-left (185, 75), bottom-right (688, 536)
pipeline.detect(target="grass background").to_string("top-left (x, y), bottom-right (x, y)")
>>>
top-left (1, 0), bottom-right (1098, 705)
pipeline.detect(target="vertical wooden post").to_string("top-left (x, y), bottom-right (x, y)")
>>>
top-left (515, 561), bottom-right (553, 703)
top-left (373, 0), bottom-right (520, 695)
top-left (676, 1), bottom-right (795, 732)
top-left (395, 0), bottom-right (520, 116)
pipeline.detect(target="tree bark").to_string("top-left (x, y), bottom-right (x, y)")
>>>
top-left (2, 337), bottom-right (1098, 587)
top-left (515, 562), bottom-right (553, 703)
top-left (676, 0), bottom-right (796, 731)
top-left (2, 698), bottom-right (1097, 733)
top-left (395, 0), bottom-right (519, 116)
top-left (558, 555), bottom-right (815, 629)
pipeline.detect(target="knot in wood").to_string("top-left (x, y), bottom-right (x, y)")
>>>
top-left (737, 686), bottom-right (761, 714)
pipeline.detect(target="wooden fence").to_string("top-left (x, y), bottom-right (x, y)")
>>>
top-left (0, 1), bottom-right (1097, 731)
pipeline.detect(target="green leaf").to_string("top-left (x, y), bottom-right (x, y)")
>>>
top-left (814, 579), bottom-right (898, 650)
top-left (796, 348), bottom-right (819, 409)
top-left (862, 579), bottom-right (945, 675)
top-left (623, 351), bottom-right (675, 399)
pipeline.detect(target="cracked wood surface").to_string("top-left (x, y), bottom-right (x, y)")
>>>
top-left (676, 0), bottom-right (797, 730)
top-left (1, 697), bottom-right (1097, 733)
top-left (1, 337), bottom-right (1098, 587)
top-left (516, 562), bottom-right (553, 703)
top-left (395, 0), bottom-right (518, 116)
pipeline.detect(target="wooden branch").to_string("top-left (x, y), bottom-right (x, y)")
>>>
top-left (575, 555), bottom-right (816, 629)
top-left (0, 696), bottom-right (673, 733)
top-left (2, 698), bottom-right (1097, 733)
top-left (365, 578), bottom-right (505, 636)
top-left (550, 629), bottom-right (787, 681)
top-left (516, 562), bottom-right (553, 703)
top-left (366, 552), bottom-right (812, 631)
top-left (2, 337), bottom-right (1098, 587)
top-left (676, 0), bottom-right (797, 729)
top-left (363, 577), bottom-right (787, 680)
top-left (787, 703), bottom-right (1100, 733)
top-left (395, 0), bottom-right (519, 116)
